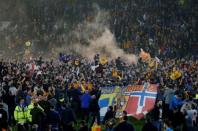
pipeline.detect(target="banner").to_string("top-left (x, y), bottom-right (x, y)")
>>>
top-left (122, 83), bottom-right (158, 119)
top-left (99, 56), bottom-right (108, 65)
top-left (112, 69), bottom-right (122, 80)
top-left (98, 87), bottom-right (120, 118)
top-left (170, 67), bottom-right (182, 80)
top-left (139, 48), bottom-right (151, 61)
top-left (99, 93), bottom-right (117, 118)
top-left (99, 84), bottom-right (158, 120)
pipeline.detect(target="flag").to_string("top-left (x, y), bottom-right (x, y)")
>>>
top-left (80, 82), bottom-right (93, 92)
top-left (74, 59), bottom-right (80, 66)
top-left (80, 84), bottom-right (86, 93)
top-left (88, 83), bottom-right (93, 90)
top-left (112, 69), bottom-right (118, 77)
top-left (99, 85), bottom-right (158, 120)
top-left (99, 56), bottom-right (108, 65)
top-left (139, 48), bottom-right (151, 61)
top-left (112, 69), bottom-right (122, 80)
top-left (115, 95), bottom-right (129, 118)
top-left (99, 93), bottom-right (117, 118)
top-left (145, 71), bottom-right (152, 79)
top-left (123, 40), bottom-right (131, 49)
top-left (148, 58), bottom-right (155, 68)
top-left (73, 82), bottom-right (80, 89)
top-left (98, 87), bottom-right (120, 118)
top-left (121, 84), bottom-right (158, 119)
top-left (170, 68), bottom-right (182, 80)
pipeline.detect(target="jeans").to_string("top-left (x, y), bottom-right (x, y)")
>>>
top-left (153, 121), bottom-right (162, 131)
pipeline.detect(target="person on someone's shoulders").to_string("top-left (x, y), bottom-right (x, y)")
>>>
top-left (113, 111), bottom-right (135, 131)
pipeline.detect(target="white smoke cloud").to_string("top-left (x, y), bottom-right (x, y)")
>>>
top-left (54, 8), bottom-right (138, 64)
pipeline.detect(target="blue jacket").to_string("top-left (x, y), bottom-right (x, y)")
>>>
top-left (81, 93), bottom-right (91, 109)
top-left (169, 95), bottom-right (183, 110)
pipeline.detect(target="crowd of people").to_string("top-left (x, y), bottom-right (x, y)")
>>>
top-left (0, 0), bottom-right (197, 131)
top-left (0, 53), bottom-right (197, 131)
top-left (110, 0), bottom-right (197, 56)
top-left (0, 0), bottom-right (197, 57)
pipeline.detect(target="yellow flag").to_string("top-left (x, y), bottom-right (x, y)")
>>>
top-left (88, 83), bottom-right (93, 90)
top-left (99, 56), bottom-right (108, 65)
top-left (74, 59), bottom-right (80, 65)
top-left (81, 84), bottom-right (86, 92)
top-left (123, 41), bottom-right (131, 49)
top-left (73, 82), bottom-right (80, 89)
top-left (139, 49), bottom-right (151, 61)
top-left (112, 69), bottom-right (118, 77)
top-left (112, 69), bottom-right (122, 80)
top-left (170, 68), bottom-right (182, 80)
top-left (145, 71), bottom-right (152, 79)
top-left (148, 59), bottom-right (155, 68)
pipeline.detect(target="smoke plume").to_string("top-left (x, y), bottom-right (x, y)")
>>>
top-left (55, 8), bottom-right (138, 64)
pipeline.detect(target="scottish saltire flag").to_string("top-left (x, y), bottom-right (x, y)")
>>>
top-left (123, 83), bottom-right (158, 119)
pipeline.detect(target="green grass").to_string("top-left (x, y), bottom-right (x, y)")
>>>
top-left (129, 117), bottom-right (145, 131)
